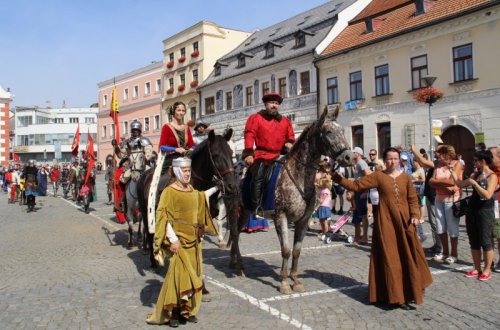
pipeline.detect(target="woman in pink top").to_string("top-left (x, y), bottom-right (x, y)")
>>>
top-left (429, 145), bottom-right (463, 264)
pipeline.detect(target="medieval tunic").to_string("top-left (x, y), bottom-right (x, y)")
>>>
top-left (336, 171), bottom-right (432, 305)
top-left (243, 111), bottom-right (295, 161)
top-left (147, 185), bottom-right (216, 324)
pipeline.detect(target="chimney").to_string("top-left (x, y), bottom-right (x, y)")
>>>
top-left (365, 18), bottom-right (373, 33)
top-left (415, 0), bottom-right (425, 16)
top-left (46, 100), bottom-right (52, 109)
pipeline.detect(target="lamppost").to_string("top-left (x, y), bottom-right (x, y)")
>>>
top-left (421, 75), bottom-right (437, 156)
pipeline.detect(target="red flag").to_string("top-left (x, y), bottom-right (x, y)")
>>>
top-left (84, 131), bottom-right (95, 185)
top-left (109, 87), bottom-right (120, 143)
top-left (71, 124), bottom-right (80, 157)
top-left (13, 153), bottom-right (19, 163)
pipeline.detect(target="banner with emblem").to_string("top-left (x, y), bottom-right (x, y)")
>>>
top-left (109, 87), bottom-right (120, 144)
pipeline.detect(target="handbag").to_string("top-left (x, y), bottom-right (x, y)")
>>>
top-left (452, 189), bottom-right (470, 218)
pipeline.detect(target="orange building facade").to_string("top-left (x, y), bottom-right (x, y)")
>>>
top-left (97, 61), bottom-right (163, 162)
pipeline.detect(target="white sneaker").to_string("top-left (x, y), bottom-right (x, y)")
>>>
top-left (432, 254), bottom-right (444, 262)
top-left (444, 256), bottom-right (457, 264)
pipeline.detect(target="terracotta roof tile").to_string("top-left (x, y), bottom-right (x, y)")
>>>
top-left (321, 0), bottom-right (495, 56)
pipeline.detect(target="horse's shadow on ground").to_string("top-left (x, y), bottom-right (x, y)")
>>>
top-left (202, 235), bottom-right (284, 291)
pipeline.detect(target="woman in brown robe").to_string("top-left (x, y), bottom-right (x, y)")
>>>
top-left (334, 147), bottom-right (432, 310)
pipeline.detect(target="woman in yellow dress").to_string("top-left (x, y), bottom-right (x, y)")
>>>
top-left (147, 157), bottom-right (217, 327)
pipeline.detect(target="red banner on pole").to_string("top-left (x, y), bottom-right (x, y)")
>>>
top-left (84, 131), bottom-right (94, 185)
top-left (71, 124), bottom-right (80, 157)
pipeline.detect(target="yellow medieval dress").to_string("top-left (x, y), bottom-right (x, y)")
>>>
top-left (147, 185), bottom-right (216, 324)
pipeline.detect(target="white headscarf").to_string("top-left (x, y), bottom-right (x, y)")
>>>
top-left (172, 157), bottom-right (191, 184)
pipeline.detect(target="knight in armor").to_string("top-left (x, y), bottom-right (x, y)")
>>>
top-left (113, 120), bottom-right (153, 184)
top-left (23, 160), bottom-right (39, 212)
top-left (243, 93), bottom-right (295, 218)
top-left (192, 119), bottom-right (213, 145)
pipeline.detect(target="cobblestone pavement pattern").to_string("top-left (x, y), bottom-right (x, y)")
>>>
top-left (0, 174), bottom-right (499, 329)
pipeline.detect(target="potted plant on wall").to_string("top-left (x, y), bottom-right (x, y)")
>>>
top-left (166, 61), bottom-right (174, 69)
top-left (166, 87), bottom-right (174, 94)
top-left (191, 50), bottom-right (199, 58)
top-left (190, 81), bottom-right (198, 88)
top-left (178, 56), bottom-right (186, 63)
top-left (178, 84), bottom-right (185, 92)
top-left (414, 86), bottom-right (443, 104)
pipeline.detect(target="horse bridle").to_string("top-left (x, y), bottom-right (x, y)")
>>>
top-left (283, 130), bottom-right (349, 201)
top-left (191, 140), bottom-right (234, 196)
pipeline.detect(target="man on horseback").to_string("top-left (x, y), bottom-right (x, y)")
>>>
top-left (23, 160), bottom-right (39, 212)
top-left (116, 120), bottom-right (153, 184)
top-left (193, 119), bottom-right (212, 145)
top-left (243, 92), bottom-right (295, 218)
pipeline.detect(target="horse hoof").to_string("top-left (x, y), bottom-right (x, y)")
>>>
top-left (127, 242), bottom-right (134, 248)
top-left (218, 241), bottom-right (228, 249)
top-left (292, 283), bottom-right (305, 293)
top-left (279, 284), bottom-right (293, 295)
top-left (201, 293), bottom-right (212, 302)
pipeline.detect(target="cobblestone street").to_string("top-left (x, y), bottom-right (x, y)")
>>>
top-left (0, 174), bottom-right (499, 329)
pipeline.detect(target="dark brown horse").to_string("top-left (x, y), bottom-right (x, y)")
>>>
top-left (229, 105), bottom-right (353, 294)
top-left (137, 129), bottom-right (239, 267)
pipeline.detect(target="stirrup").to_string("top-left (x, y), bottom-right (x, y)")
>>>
top-left (254, 207), bottom-right (265, 220)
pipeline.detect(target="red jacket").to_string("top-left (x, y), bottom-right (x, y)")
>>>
top-left (158, 124), bottom-right (195, 151)
top-left (50, 169), bottom-right (60, 182)
top-left (244, 111), bottom-right (295, 161)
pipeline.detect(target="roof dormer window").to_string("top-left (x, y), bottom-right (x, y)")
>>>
top-left (238, 55), bottom-right (246, 68)
top-left (214, 60), bottom-right (228, 77)
top-left (295, 33), bottom-right (306, 48)
top-left (265, 44), bottom-right (274, 58)
top-left (294, 30), bottom-right (313, 48)
top-left (264, 41), bottom-right (282, 59)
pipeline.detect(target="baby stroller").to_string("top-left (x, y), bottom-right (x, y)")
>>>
top-left (324, 211), bottom-right (354, 244)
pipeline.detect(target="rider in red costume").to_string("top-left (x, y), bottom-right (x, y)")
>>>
top-left (242, 93), bottom-right (295, 217)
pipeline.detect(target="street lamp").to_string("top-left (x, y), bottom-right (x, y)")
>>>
top-left (421, 75), bottom-right (437, 156)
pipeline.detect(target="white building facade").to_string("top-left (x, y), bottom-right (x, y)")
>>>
top-left (13, 106), bottom-right (98, 164)
top-left (197, 0), bottom-right (370, 154)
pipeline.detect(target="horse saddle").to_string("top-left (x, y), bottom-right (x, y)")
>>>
top-left (242, 160), bottom-right (283, 211)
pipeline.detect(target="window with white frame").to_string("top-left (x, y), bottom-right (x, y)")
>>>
top-left (193, 41), bottom-right (199, 52)
top-left (155, 79), bottom-right (161, 93)
top-left (103, 94), bottom-right (108, 107)
top-left (144, 117), bottom-right (150, 132)
top-left (327, 77), bottom-right (339, 104)
top-left (192, 69), bottom-right (198, 82)
top-left (85, 117), bottom-right (95, 124)
top-left (124, 121), bottom-right (128, 135)
top-left (169, 78), bottom-right (174, 88)
top-left (453, 43), bottom-right (473, 82)
top-left (154, 115), bottom-right (160, 130)
top-left (111, 123), bottom-right (115, 137)
top-left (69, 117), bottom-right (79, 123)
top-left (411, 55), bottom-right (428, 89)
top-left (133, 85), bottom-right (139, 98)
top-left (374, 64), bottom-right (390, 96)
top-left (145, 82), bottom-right (151, 96)
top-left (102, 125), bottom-right (107, 138)
top-left (300, 71), bottom-right (310, 94)
top-left (180, 74), bottom-right (185, 86)
top-left (123, 88), bottom-right (129, 101)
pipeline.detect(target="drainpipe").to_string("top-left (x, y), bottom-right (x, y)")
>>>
top-left (313, 58), bottom-right (321, 119)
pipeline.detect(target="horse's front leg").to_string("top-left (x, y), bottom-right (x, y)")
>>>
top-left (216, 196), bottom-right (227, 247)
top-left (290, 218), bottom-right (309, 293)
top-left (229, 207), bottom-right (247, 276)
top-left (275, 212), bottom-right (292, 294)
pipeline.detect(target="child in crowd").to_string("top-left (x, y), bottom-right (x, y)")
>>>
top-left (315, 176), bottom-right (333, 240)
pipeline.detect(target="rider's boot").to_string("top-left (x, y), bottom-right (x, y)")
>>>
top-left (249, 161), bottom-right (267, 219)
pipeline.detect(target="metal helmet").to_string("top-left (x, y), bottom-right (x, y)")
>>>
top-left (130, 120), bottom-right (142, 133)
top-left (29, 159), bottom-right (35, 166)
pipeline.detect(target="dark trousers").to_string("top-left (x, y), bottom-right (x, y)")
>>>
top-left (248, 159), bottom-right (271, 211)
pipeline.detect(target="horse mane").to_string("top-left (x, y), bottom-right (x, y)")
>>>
top-left (288, 123), bottom-right (314, 157)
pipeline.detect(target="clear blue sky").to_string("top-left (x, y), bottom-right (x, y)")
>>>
top-left (0, 0), bottom-right (329, 108)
